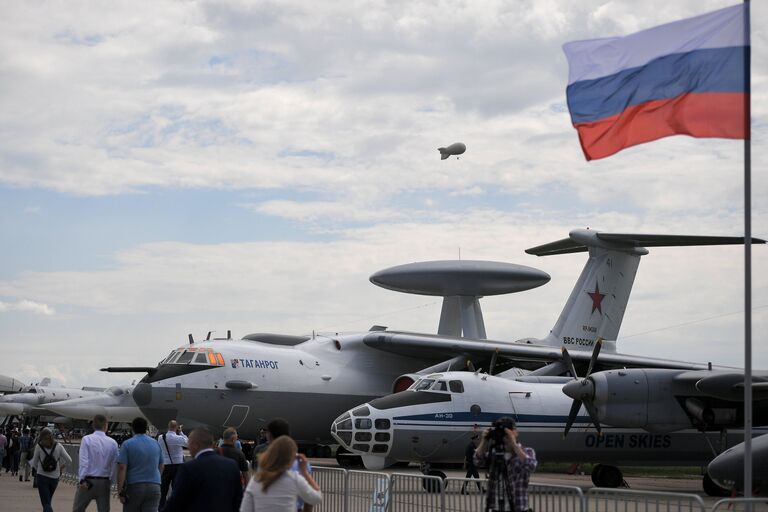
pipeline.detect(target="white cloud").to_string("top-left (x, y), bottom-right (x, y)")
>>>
top-left (0, 299), bottom-right (55, 316)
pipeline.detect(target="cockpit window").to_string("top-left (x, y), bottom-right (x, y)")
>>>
top-left (449, 380), bottom-right (464, 393)
top-left (414, 379), bottom-right (434, 391)
top-left (194, 353), bottom-right (208, 364)
top-left (432, 381), bottom-right (448, 392)
top-left (176, 351), bottom-right (194, 364)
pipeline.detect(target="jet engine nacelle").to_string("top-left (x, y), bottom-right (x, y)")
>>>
top-left (590, 369), bottom-right (693, 432)
top-left (392, 374), bottom-right (421, 393)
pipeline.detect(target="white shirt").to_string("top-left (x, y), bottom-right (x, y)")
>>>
top-left (78, 430), bottom-right (119, 481)
top-left (239, 471), bottom-right (322, 512)
top-left (158, 430), bottom-right (188, 464)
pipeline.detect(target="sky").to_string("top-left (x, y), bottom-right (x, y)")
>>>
top-left (0, 0), bottom-right (766, 388)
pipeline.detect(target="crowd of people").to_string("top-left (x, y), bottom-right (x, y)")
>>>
top-left (1, 416), bottom-right (323, 512)
top-left (2, 414), bottom-right (539, 512)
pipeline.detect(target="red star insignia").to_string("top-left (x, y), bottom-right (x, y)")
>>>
top-left (587, 282), bottom-right (605, 315)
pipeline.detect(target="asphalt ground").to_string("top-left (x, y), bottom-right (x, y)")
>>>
top-left (0, 470), bottom-right (122, 512)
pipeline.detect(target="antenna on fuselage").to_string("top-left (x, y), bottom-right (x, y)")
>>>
top-left (206, 331), bottom-right (212, 341)
top-left (227, 330), bottom-right (231, 340)
top-left (188, 334), bottom-right (194, 344)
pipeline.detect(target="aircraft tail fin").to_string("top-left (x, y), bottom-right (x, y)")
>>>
top-left (526, 230), bottom-right (764, 352)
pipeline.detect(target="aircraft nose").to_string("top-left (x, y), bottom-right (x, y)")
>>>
top-left (330, 405), bottom-right (392, 456)
top-left (133, 383), bottom-right (152, 406)
top-left (563, 378), bottom-right (594, 401)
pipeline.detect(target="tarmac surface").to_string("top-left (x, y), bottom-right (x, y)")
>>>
top-left (0, 470), bottom-right (122, 512)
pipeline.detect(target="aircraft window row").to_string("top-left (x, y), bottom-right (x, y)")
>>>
top-left (161, 349), bottom-right (226, 367)
top-left (412, 378), bottom-right (464, 393)
top-left (355, 418), bottom-right (372, 429)
top-left (353, 406), bottom-right (370, 417)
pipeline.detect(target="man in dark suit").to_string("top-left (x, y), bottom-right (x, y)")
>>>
top-left (161, 427), bottom-right (243, 512)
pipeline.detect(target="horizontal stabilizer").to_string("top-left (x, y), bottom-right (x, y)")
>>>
top-left (527, 230), bottom-right (765, 256)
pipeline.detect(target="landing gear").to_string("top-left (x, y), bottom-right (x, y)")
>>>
top-left (591, 464), bottom-right (624, 488)
top-left (420, 463), bottom-right (446, 492)
top-left (335, 446), bottom-right (362, 468)
top-left (702, 472), bottom-right (730, 497)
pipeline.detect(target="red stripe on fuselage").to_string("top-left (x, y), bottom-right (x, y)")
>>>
top-left (574, 92), bottom-right (749, 161)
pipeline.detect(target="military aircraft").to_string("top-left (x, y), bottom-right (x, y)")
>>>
top-left (330, 364), bottom-right (768, 493)
top-left (0, 374), bottom-right (26, 395)
top-left (438, 142), bottom-right (466, 160)
top-left (0, 383), bottom-right (104, 417)
top-left (43, 385), bottom-right (145, 423)
top-left (103, 261), bottom-right (550, 456)
top-left (707, 433), bottom-right (768, 495)
top-left (105, 229), bottom-right (761, 461)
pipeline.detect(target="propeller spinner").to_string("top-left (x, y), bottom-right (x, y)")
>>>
top-left (562, 339), bottom-right (603, 437)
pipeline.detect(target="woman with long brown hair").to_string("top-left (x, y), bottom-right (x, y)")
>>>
top-left (239, 436), bottom-right (321, 512)
top-left (30, 427), bottom-right (72, 512)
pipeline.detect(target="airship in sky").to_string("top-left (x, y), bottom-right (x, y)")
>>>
top-left (438, 142), bottom-right (466, 160)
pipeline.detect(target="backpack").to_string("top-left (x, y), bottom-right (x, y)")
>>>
top-left (41, 443), bottom-right (58, 472)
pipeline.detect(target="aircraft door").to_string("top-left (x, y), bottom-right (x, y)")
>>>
top-left (223, 405), bottom-right (249, 429)
top-left (507, 391), bottom-right (540, 423)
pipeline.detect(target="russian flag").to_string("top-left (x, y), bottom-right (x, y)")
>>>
top-left (563, 4), bottom-right (749, 161)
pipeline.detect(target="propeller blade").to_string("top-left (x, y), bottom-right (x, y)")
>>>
top-left (561, 347), bottom-right (578, 379)
top-left (585, 338), bottom-right (603, 377)
top-left (563, 399), bottom-right (582, 438)
top-left (583, 400), bottom-right (602, 436)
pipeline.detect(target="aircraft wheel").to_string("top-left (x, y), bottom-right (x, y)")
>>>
top-left (423, 470), bottom-right (446, 493)
top-left (702, 472), bottom-right (730, 497)
top-left (591, 464), bottom-right (623, 488)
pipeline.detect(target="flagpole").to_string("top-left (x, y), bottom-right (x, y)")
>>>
top-left (743, 0), bottom-right (752, 504)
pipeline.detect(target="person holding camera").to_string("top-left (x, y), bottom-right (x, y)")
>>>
top-left (473, 417), bottom-right (537, 512)
top-left (158, 419), bottom-right (188, 508)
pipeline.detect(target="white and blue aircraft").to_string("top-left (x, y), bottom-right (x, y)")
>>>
top-left (332, 340), bottom-right (768, 494)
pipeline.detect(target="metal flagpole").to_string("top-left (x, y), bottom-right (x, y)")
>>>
top-left (743, 0), bottom-right (752, 504)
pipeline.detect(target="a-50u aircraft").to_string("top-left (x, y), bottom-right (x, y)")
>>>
top-left (104, 229), bottom-right (761, 461)
top-left (0, 381), bottom-right (104, 417)
top-left (103, 260), bottom-right (550, 456)
top-left (332, 338), bottom-right (768, 494)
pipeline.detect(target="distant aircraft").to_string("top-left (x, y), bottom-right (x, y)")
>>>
top-left (43, 385), bottom-right (145, 423)
top-left (0, 374), bottom-right (26, 395)
top-left (0, 384), bottom-right (103, 417)
top-left (438, 142), bottom-right (466, 160)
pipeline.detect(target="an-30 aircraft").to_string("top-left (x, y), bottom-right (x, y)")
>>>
top-left (331, 365), bottom-right (768, 494)
top-left (104, 229), bottom-right (762, 462)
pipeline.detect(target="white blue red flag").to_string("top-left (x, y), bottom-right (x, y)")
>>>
top-left (563, 4), bottom-right (749, 161)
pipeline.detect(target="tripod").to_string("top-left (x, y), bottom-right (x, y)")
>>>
top-left (484, 444), bottom-right (516, 512)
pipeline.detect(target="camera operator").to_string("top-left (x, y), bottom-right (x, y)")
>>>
top-left (473, 417), bottom-right (537, 512)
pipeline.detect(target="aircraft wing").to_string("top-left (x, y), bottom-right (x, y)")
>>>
top-left (363, 331), bottom-right (719, 371)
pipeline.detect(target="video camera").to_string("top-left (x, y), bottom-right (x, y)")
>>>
top-left (488, 417), bottom-right (516, 448)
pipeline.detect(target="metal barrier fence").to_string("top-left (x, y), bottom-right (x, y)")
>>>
top-left (313, 466), bottom-right (346, 512)
top-left (53, 452), bottom-right (767, 512)
top-left (587, 488), bottom-right (707, 512)
top-left (443, 477), bottom-right (487, 512)
top-left (346, 469), bottom-right (390, 512)
top-left (711, 498), bottom-right (768, 512)
top-left (530, 483), bottom-right (585, 512)
top-left (390, 472), bottom-right (444, 511)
